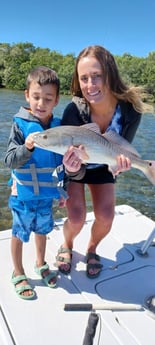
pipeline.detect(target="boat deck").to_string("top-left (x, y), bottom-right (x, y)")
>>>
top-left (0, 205), bottom-right (155, 345)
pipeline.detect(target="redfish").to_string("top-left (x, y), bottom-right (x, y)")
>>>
top-left (33, 123), bottom-right (155, 185)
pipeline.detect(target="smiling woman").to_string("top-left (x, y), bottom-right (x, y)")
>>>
top-left (55, 44), bottom-right (155, 278)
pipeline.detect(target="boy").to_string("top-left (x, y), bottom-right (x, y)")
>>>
top-left (4, 66), bottom-right (66, 299)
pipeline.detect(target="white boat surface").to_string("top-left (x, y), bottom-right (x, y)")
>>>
top-left (0, 204), bottom-right (155, 345)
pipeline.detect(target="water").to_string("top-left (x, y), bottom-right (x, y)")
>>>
top-left (0, 89), bottom-right (155, 231)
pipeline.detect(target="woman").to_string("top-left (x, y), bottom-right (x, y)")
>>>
top-left (57, 45), bottom-right (148, 278)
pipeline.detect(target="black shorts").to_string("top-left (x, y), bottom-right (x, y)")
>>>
top-left (71, 165), bottom-right (115, 184)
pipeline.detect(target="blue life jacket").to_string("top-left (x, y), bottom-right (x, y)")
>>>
top-left (12, 116), bottom-right (66, 201)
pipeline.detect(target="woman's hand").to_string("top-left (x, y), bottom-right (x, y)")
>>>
top-left (114, 154), bottom-right (131, 176)
top-left (109, 154), bottom-right (131, 177)
top-left (63, 146), bottom-right (83, 172)
top-left (58, 197), bottom-right (66, 208)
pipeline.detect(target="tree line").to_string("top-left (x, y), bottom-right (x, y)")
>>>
top-left (0, 42), bottom-right (155, 102)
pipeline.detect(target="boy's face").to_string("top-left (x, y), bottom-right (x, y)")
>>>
top-left (25, 81), bottom-right (59, 124)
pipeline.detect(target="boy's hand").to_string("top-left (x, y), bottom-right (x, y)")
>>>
top-left (25, 132), bottom-right (40, 150)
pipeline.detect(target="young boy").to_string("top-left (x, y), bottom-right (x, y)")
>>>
top-left (4, 66), bottom-right (67, 299)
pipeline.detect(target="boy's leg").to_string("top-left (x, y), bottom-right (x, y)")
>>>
top-left (11, 236), bottom-right (24, 274)
top-left (9, 196), bottom-right (35, 298)
top-left (11, 236), bottom-right (34, 297)
top-left (35, 233), bottom-right (46, 267)
top-left (35, 233), bottom-right (57, 286)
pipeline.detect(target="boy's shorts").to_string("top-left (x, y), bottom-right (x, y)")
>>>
top-left (9, 196), bottom-right (54, 242)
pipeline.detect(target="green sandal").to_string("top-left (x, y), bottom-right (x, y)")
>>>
top-left (11, 273), bottom-right (35, 300)
top-left (56, 246), bottom-right (72, 275)
top-left (34, 262), bottom-right (57, 288)
top-left (86, 253), bottom-right (103, 279)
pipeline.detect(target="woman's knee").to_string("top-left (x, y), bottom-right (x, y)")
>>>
top-left (67, 206), bottom-right (86, 226)
top-left (95, 206), bottom-right (115, 226)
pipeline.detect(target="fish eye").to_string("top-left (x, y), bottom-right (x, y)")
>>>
top-left (42, 134), bottom-right (48, 139)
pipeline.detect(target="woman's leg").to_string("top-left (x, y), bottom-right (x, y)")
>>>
top-left (87, 183), bottom-right (115, 252)
top-left (63, 181), bottom-right (86, 247)
top-left (56, 181), bottom-right (86, 272)
top-left (86, 183), bottom-right (115, 276)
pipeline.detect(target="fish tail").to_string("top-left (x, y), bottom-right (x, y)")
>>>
top-left (142, 160), bottom-right (155, 185)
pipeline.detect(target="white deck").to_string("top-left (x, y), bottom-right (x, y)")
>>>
top-left (0, 205), bottom-right (155, 345)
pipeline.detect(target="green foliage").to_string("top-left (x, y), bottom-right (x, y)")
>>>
top-left (0, 42), bottom-right (155, 102)
top-left (115, 53), bottom-right (155, 103)
top-left (58, 54), bottom-right (75, 94)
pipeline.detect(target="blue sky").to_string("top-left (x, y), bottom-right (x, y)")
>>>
top-left (1, 0), bottom-right (155, 57)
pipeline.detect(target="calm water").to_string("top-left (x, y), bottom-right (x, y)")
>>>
top-left (0, 89), bottom-right (155, 231)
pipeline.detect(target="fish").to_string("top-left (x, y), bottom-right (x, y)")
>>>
top-left (33, 123), bottom-right (155, 185)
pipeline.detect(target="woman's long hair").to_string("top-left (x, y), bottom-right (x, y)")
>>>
top-left (71, 45), bottom-right (151, 113)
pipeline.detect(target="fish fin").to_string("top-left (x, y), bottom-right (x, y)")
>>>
top-left (81, 123), bottom-right (102, 134)
top-left (103, 131), bottom-right (141, 157)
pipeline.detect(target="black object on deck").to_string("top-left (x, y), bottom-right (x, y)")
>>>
top-left (82, 312), bottom-right (99, 345)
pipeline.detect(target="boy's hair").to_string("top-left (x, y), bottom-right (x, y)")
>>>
top-left (26, 66), bottom-right (60, 96)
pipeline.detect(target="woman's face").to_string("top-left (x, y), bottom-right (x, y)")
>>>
top-left (77, 56), bottom-right (110, 104)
